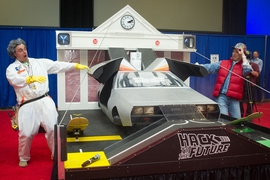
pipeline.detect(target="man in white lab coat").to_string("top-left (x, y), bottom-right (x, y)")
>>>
top-left (6, 38), bottom-right (89, 167)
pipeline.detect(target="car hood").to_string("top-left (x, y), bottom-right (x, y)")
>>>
top-left (112, 87), bottom-right (216, 106)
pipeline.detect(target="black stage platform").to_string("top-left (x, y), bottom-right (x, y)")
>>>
top-left (53, 106), bottom-right (270, 180)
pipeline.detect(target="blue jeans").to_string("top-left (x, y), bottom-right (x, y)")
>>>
top-left (216, 94), bottom-right (241, 119)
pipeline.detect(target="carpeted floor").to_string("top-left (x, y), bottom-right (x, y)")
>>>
top-left (0, 109), bottom-right (52, 180)
top-left (250, 101), bottom-right (270, 128)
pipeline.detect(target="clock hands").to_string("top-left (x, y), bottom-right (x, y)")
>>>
top-left (121, 15), bottom-right (135, 30)
top-left (127, 20), bottom-right (134, 23)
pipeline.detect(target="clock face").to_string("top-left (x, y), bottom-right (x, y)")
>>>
top-left (120, 15), bottom-right (135, 30)
top-left (58, 33), bottom-right (70, 45)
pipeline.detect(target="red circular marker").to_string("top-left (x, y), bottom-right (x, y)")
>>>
top-left (93, 39), bottom-right (98, 44)
top-left (155, 40), bottom-right (160, 46)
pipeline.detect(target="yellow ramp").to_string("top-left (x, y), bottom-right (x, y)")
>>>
top-left (65, 151), bottom-right (110, 169)
top-left (67, 135), bottom-right (122, 142)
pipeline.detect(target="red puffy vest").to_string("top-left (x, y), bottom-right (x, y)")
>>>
top-left (213, 59), bottom-right (244, 100)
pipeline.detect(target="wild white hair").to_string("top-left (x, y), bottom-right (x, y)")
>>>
top-left (7, 38), bottom-right (27, 58)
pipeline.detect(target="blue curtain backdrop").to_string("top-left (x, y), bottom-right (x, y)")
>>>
top-left (0, 27), bottom-right (269, 108)
top-left (0, 28), bottom-right (58, 107)
top-left (265, 36), bottom-right (270, 100)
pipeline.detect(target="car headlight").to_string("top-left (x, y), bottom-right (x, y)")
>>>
top-left (132, 106), bottom-right (155, 115)
top-left (207, 105), bottom-right (217, 112)
top-left (196, 105), bottom-right (206, 112)
top-left (196, 104), bottom-right (218, 112)
top-left (144, 107), bottom-right (154, 115)
top-left (132, 107), bottom-right (143, 115)
top-left (196, 104), bottom-right (220, 120)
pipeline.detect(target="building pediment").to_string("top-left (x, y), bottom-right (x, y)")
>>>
top-left (56, 5), bottom-right (196, 52)
top-left (92, 5), bottom-right (161, 35)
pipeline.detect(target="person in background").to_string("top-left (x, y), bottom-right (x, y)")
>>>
top-left (202, 43), bottom-right (252, 119)
top-left (240, 50), bottom-right (260, 117)
top-left (251, 51), bottom-right (263, 104)
top-left (6, 38), bottom-right (89, 167)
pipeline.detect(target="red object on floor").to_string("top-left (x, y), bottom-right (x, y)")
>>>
top-left (252, 101), bottom-right (270, 128)
top-left (0, 110), bottom-right (52, 180)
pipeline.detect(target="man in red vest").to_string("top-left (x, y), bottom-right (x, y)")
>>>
top-left (202, 43), bottom-right (253, 119)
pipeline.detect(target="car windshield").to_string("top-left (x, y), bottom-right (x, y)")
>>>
top-left (117, 71), bottom-right (186, 88)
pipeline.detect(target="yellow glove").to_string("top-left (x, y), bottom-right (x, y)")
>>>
top-left (74, 63), bottom-right (89, 70)
top-left (26, 76), bottom-right (47, 84)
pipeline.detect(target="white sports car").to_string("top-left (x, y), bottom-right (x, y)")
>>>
top-left (88, 57), bottom-right (220, 126)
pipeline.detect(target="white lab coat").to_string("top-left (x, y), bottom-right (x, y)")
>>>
top-left (6, 58), bottom-right (76, 161)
